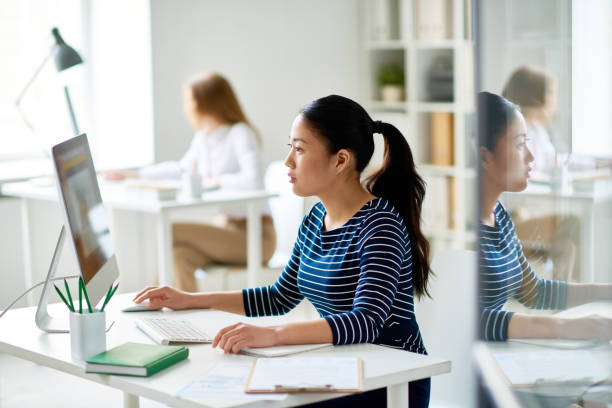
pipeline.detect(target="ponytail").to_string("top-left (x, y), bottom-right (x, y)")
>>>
top-left (365, 121), bottom-right (432, 299)
top-left (300, 95), bottom-right (432, 299)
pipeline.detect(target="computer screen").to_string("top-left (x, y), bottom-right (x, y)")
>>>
top-left (52, 134), bottom-right (118, 306)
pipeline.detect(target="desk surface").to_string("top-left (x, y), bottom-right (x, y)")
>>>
top-left (0, 178), bottom-right (276, 213)
top-left (0, 294), bottom-right (451, 408)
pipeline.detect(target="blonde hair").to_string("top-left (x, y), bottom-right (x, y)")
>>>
top-left (501, 65), bottom-right (556, 110)
top-left (187, 72), bottom-right (261, 143)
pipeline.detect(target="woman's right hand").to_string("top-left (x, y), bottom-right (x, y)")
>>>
top-left (103, 169), bottom-right (139, 181)
top-left (132, 286), bottom-right (195, 310)
top-left (555, 314), bottom-right (612, 341)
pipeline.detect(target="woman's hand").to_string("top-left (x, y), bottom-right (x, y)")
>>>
top-left (132, 286), bottom-right (195, 310)
top-left (103, 169), bottom-right (139, 181)
top-left (555, 314), bottom-right (612, 341)
top-left (212, 322), bottom-right (279, 354)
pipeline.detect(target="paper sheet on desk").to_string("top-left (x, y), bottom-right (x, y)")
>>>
top-left (494, 351), bottom-right (610, 386)
top-left (176, 362), bottom-right (287, 402)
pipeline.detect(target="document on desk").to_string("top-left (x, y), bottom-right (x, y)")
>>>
top-left (177, 362), bottom-right (287, 402)
top-left (246, 357), bottom-right (362, 393)
top-left (494, 351), bottom-right (610, 387)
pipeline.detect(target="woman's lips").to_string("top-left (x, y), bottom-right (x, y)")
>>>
top-left (288, 174), bottom-right (296, 183)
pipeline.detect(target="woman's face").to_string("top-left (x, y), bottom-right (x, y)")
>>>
top-left (483, 110), bottom-right (535, 192)
top-left (183, 88), bottom-right (202, 128)
top-left (284, 115), bottom-right (341, 197)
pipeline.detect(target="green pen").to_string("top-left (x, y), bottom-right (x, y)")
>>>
top-left (100, 283), bottom-right (119, 312)
top-left (99, 284), bottom-right (114, 312)
top-left (53, 284), bottom-right (74, 312)
top-left (64, 278), bottom-right (74, 312)
top-left (78, 279), bottom-right (83, 314)
top-left (80, 277), bottom-right (93, 313)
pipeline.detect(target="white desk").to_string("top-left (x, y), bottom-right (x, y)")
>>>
top-left (0, 294), bottom-right (451, 408)
top-left (485, 302), bottom-right (612, 403)
top-left (503, 182), bottom-right (612, 282)
top-left (0, 179), bottom-right (276, 298)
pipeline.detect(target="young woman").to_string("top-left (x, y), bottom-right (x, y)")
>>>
top-left (134, 95), bottom-right (433, 407)
top-left (502, 65), bottom-right (611, 178)
top-left (478, 91), bottom-right (612, 342)
top-left (105, 72), bottom-right (276, 292)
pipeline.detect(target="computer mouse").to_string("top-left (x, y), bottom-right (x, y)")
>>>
top-left (121, 303), bottom-right (163, 312)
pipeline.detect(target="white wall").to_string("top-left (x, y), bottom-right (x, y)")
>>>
top-left (0, 1), bottom-right (362, 307)
top-left (149, 0), bottom-right (362, 166)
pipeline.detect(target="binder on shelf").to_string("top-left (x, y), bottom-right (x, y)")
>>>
top-left (422, 176), bottom-right (450, 231)
top-left (430, 112), bottom-right (454, 166)
top-left (416, 0), bottom-right (447, 40)
top-left (245, 357), bottom-right (363, 394)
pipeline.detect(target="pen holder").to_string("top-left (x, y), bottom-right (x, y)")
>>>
top-left (550, 166), bottom-right (570, 194)
top-left (69, 310), bottom-right (107, 361)
top-left (182, 172), bottom-right (202, 199)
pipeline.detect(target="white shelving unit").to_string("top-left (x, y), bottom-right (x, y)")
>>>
top-left (361, 0), bottom-right (475, 250)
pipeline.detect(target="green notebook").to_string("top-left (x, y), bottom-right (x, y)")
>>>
top-left (85, 342), bottom-right (188, 377)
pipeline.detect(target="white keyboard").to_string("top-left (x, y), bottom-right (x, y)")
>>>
top-left (135, 317), bottom-right (212, 345)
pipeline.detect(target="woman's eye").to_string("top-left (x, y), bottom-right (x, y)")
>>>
top-left (295, 147), bottom-right (303, 153)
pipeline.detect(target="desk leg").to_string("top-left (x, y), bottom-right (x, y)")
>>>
top-left (581, 205), bottom-right (595, 282)
top-left (123, 392), bottom-right (140, 408)
top-left (20, 198), bottom-right (34, 306)
top-left (387, 382), bottom-right (409, 408)
top-left (246, 202), bottom-right (262, 288)
top-left (156, 211), bottom-right (173, 286)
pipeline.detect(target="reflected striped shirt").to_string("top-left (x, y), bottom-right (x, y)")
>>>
top-left (242, 197), bottom-right (426, 354)
top-left (479, 202), bottom-right (567, 341)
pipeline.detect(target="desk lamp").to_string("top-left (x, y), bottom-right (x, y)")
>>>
top-left (15, 27), bottom-right (84, 139)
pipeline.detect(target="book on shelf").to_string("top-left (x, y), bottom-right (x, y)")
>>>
top-left (422, 176), bottom-right (450, 231)
top-left (85, 342), bottom-right (188, 377)
top-left (430, 112), bottom-right (454, 166)
top-left (416, 0), bottom-right (447, 40)
top-left (369, 0), bottom-right (396, 41)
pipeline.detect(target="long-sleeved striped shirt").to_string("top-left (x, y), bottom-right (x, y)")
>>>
top-left (479, 201), bottom-right (568, 341)
top-left (242, 197), bottom-right (426, 354)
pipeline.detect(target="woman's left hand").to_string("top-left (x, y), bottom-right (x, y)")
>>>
top-left (212, 322), bottom-right (279, 354)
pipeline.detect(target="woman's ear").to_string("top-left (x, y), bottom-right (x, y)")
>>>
top-left (335, 149), bottom-right (352, 174)
top-left (479, 146), bottom-right (492, 170)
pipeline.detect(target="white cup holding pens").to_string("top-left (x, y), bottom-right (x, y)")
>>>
top-left (182, 163), bottom-right (202, 199)
top-left (55, 277), bottom-right (118, 361)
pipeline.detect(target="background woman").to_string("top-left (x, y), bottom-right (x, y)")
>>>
top-left (477, 91), bottom-right (612, 342)
top-left (105, 72), bottom-right (276, 292)
top-left (134, 94), bottom-right (433, 407)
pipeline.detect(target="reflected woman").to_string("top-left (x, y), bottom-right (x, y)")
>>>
top-left (477, 91), bottom-right (612, 342)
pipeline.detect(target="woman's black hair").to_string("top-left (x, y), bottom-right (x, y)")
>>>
top-left (478, 91), bottom-right (520, 151)
top-left (301, 95), bottom-right (432, 299)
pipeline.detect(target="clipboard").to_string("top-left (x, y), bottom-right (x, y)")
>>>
top-left (245, 357), bottom-right (363, 394)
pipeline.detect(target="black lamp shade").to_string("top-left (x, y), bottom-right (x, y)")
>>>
top-left (51, 27), bottom-right (83, 72)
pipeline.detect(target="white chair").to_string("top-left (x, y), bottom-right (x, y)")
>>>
top-left (414, 250), bottom-right (477, 408)
top-left (196, 161), bottom-right (306, 290)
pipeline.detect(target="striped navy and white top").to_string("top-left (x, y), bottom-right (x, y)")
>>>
top-left (242, 197), bottom-right (426, 354)
top-left (479, 201), bottom-right (567, 341)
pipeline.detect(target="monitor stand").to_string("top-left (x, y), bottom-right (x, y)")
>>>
top-left (35, 226), bottom-right (70, 333)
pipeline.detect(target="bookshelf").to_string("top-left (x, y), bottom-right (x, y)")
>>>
top-left (361, 0), bottom-right (475, 250)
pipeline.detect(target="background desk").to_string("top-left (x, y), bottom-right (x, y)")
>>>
top-left (503, 183), bottom-right (612, 282)
top-left (0, 179), bottom-right (276, 302)
top-left (0, 293), bottom-right (451, 408)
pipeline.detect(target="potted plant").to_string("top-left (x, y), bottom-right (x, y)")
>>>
top-left (377, 63), bottom-right (405, 102)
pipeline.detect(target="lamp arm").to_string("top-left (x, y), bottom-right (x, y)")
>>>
top-left (15, 49), bottom-right (53, 107)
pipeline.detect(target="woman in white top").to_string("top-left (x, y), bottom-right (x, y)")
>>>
top-left (502, 65), bottom-right (610, 179)
top-left (501, 65), bottom-right (609, 281)
top-left (105, 72), bottom-right (276, 292)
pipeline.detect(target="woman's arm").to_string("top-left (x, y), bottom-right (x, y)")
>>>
top-left (213, 319), bottom-right (333, 354)
top-left (508, 313), bottom-right (612, 341)
top-left (566, 283), bottom-right (612, 308)
top-left (133, 286), bottom-right (246, 314)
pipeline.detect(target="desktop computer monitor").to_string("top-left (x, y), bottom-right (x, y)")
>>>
top-left (51, 134), bottom-right (119, 308)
